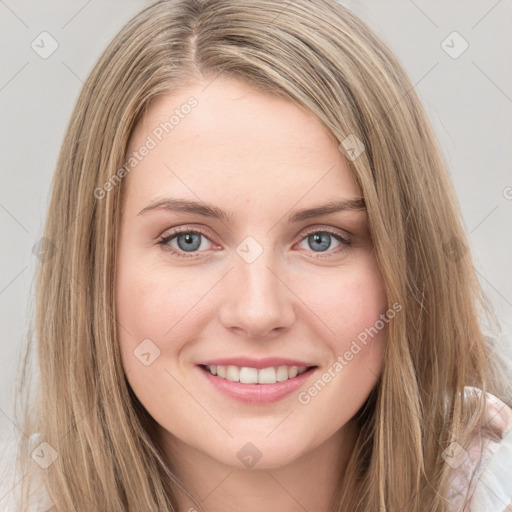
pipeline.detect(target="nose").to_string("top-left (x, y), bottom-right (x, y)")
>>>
top-left (218, 244), bottom-right (296, 340)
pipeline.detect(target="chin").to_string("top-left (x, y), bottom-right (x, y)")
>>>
top-left (209, 435), bottom-right (312, 471)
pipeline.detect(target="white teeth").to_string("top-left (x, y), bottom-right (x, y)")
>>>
top-left (204, 364), bottom-right (310, 384)
top-left (276, 366), bottom-right (289, 382)
top-left (258, 367), bottom-right (276, 384)
top-left (226, 365), bottom-right (240, 382)
top-left (239, 367), bottom-right (258, 384)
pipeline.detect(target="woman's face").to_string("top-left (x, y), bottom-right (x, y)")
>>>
top-left (116, 76), bottom-right (388, 470)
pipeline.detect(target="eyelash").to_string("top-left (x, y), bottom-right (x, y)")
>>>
top-left (157, 226), bottom-right (352, 260)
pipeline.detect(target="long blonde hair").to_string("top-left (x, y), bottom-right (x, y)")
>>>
top-left (15, 0), bottom-right (510, 510)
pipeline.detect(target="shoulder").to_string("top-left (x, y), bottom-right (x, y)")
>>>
top-left (446, 386), bottom-right (512, 512)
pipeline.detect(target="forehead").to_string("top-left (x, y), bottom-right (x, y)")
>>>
top-left (123, 77), bottom-right (361, 215)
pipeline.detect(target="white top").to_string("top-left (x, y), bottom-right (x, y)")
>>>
top-left (1, 387), bottom-right (511, 511)
top-left (446, 386), bottom-right (512, 511)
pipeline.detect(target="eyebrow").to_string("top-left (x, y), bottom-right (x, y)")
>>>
top-left (137, 197), bottom-right (366, 223)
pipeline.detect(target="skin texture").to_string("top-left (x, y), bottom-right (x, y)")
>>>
top-left (116, 76), bottom-right (388, 511)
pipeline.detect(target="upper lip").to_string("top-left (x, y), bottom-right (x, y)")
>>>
top-left (198, 357), bottom-right (316, 369)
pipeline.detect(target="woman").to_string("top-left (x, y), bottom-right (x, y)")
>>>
top-left (2, 0), bottom-right (511, 510)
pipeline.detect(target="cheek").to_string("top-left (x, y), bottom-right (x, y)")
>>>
top-left (116, 245), bottom-right (204, 340)
top-left (116, 273), bottom-right (168, 344)
top-left (115, 252), bottom-right (191, 367)
top-left (301, 254), bottom-right (388, 351)
top-left (307, 254), bottom-right (389, 399)
top-left (115, 253), bottom-right (223, 388)
top-left (115, 258), bottom-right (200, 417)
top-left (337, 263), bottom-right (387, 359)
top-left (291, 258), bottom-right (388, 433)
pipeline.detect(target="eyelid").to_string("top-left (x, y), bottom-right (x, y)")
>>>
top-left (157, 225), bottom-right (215, 245)
top-left (157, 223), bottom-right (352, 241)
top-left (299, 225), bottom-right (352, 241)
top-left (157, 224), bottom-right (353, 259)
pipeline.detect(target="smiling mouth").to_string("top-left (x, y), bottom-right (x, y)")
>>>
top-left (199, 364), bottom-right (317, 384)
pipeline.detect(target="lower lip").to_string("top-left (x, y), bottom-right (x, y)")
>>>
top-left (197, 365), bottom-right (317, 404)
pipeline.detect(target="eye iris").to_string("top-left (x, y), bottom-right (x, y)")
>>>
top-left (177, 233), bottom-right (202, 252)
top-left (309, 232), bottom-right (331, 252)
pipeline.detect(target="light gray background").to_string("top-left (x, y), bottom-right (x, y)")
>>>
top-left (1, 0), bottom-right (511, 431)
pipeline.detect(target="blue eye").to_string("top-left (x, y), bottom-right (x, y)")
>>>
top-left (157, 229), bottom-right (212, 258)
top-left (157, 227), bottom-right (352, 259)
top-left (298, 230), bottom-right (351, 254)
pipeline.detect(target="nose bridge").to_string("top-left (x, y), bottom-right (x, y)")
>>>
top-left (220, 234), bottom-right (295, 336)
top-left (236, 234), bottom-right (282, 305)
